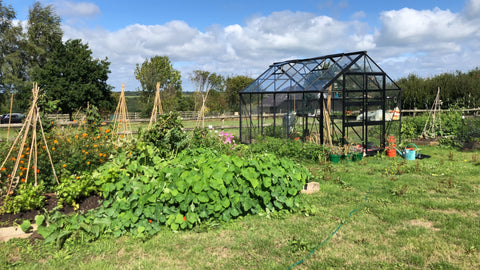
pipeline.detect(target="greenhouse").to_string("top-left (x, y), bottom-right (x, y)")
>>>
top-left (239, 51), bottom-right (402, 153)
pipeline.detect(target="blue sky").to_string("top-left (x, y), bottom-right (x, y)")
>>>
top-left (4, 0), bottom-right (480, 92)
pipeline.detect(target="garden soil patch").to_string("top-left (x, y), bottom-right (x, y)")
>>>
top-left (0, 193), bottom-right (103, 228)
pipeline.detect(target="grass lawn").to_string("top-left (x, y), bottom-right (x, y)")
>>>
top-left (1, 144), bottom-right (479, 269)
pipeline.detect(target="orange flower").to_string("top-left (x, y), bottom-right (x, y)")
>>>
top-left (103, 153), bottom-right (107, 157)
top-left (10, 157), bottom-right (16, 161)
top-left (93, 144), bottom-right (98, 148)
top-left (26, 147), bottom-right (30, 151)
top-left (105, 129), bottom-right (111, 133)
top-left (85, 151), bottom-right (89, 155)
top-left (82, 133), bottom-right (88, 138)
top-left (62, 164), bottom-right (67, 168)
top-left (52, 147), bottom-right (56, 151)
top-left (99, 153), bottom-right (103, 157)
top-left (75, 134), bottom-right (79, 139)
top-left (99, 159), bottom-right (103, 162)
top-left (148, 219), bottom-right (152, 223)
top-left (51, 121), bottom-right (54, 125)
top-left (87, 161), bottom-right (91, 165)
top-left (67, 139), bottom-right (70, 142)
top-left (1, 167), bottom-right (5, 171)
top-left (36, 169), bottom-right (40, 174)
top-left (20, 160), bottom-right (24, 164)
top-left (42, 146), bottom-right (46, 150)
top-left (54, 139), bottom-right (58, 144)
top-left (21, 178), bottom-right (25, 182)
top-left (19, 172), bottom-right (23, 176)
top-left (21, 154), bottom-right (25, 158)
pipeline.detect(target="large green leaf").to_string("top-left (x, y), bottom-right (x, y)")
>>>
top-left (242, 167), bottom-right (259, 188)
top-left (197, 192), bottom-right (209, 203)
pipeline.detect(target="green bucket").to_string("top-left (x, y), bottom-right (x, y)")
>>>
top-left (329, 154), bottom-right (341, 164)
top-left (353, 152), bottom-right (363, 161)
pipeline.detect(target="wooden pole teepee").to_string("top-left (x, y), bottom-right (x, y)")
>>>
top-left (1, 83), bottom-right (58, 197)
top-left (112, 83), bottom-right (132, 140)
top-left (422, 87), bottom-right (443, 138)
top-left (149, 82), bottom-right (164, 128)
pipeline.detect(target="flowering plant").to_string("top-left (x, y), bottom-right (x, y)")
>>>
top-left (387, 135), bottom-right (396, 150)
top-left (219, 131), bottom-right (236, 148)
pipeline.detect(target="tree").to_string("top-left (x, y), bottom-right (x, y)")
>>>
top-left (27, 1), bottom-right (63, 74)
top-left (190, 70), bottom-right (224, 127)
top-left (34, 39), bottom-right (115, 119)
top-left (11, 1), bottom-right (64, 111)
top-left (0, 1), bottom-right (28, 108)
top-left (225, 75), bottom-right (254, 112)
top-left (134, 56), bottom-right (182, 114)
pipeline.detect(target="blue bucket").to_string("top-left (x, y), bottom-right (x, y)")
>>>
top-left (404, 143), bottom-right (419, 160)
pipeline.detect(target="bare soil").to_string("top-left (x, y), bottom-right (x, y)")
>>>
top-left (0, 193), bottom-right (103, 228)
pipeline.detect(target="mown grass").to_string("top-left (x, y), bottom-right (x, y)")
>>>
top-left (1, 146), bottom-right (479, 269)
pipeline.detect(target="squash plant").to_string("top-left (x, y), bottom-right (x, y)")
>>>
top-left (37, 146), bottom-right (311, 242)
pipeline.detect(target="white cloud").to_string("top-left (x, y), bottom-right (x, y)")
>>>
top-left (464, 0), bottom-right (480, 18)
top-left (54, 0), bottom-right (100, 18)
top-left (377, 7), bottom-right (477, 47)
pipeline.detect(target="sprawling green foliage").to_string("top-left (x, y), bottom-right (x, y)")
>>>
top-left (245, 136), bottom-right (326, 163)
top-left (36, 144), bottom-right (310, 242)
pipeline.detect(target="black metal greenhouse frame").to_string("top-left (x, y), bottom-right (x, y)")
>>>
top-left (239, 51), bottom-right (403, 153)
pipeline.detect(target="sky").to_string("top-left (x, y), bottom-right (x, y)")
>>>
top-left (4, 0), bottom-right (480, 92)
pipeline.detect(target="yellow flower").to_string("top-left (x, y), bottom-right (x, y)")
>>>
top-left (52, 147), bottom-right (56, 151)
top-left (54, 139), bottom-right (58, 144)
top-left (87, 161), bottom-right (91, 165)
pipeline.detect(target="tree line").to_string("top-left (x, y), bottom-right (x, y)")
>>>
top-left (397, 68), bottom-right (480, 110)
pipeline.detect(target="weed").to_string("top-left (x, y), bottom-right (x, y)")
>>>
top-left (287, 236), bottom-right (315, 253)
top-left (391, 184), bottom-right (408, 196)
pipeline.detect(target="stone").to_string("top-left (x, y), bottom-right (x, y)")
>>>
top-left (301, 181), bottom-right (320, 194)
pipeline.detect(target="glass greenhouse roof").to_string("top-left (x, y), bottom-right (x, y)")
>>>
top-left (241, 51), bottom-right (401, 94)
